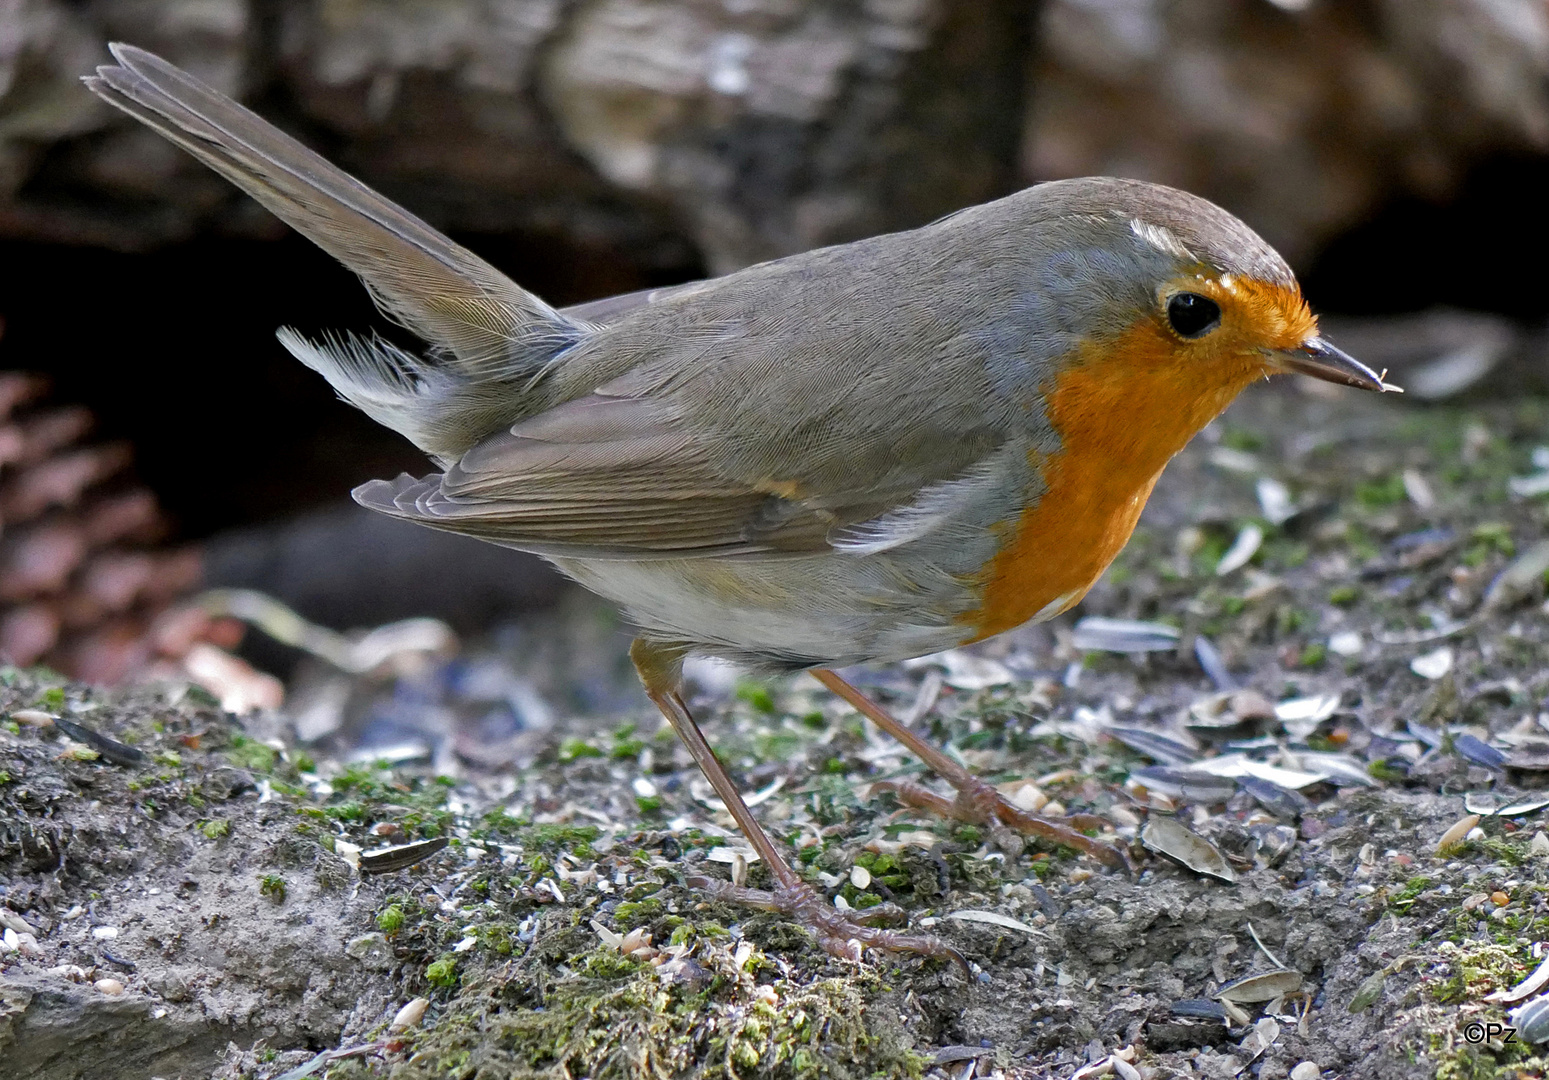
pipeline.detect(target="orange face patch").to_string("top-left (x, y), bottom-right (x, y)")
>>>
top-left (964, 273), bottom-right (1315, 640)
top-left (1185, 273), bottom-right (1318, 355)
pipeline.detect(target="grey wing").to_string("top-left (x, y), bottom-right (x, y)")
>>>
top-left (353, 387), bottom-right (1027, 562)
top-left (353, 195), bottom-right (1045, 561)
top-left (352, 389), bottom-right (849, 560)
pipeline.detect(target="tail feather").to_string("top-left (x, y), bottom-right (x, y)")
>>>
top-left (85, 44), bottom-right (583, 463)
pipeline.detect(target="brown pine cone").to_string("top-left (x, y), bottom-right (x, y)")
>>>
top-left (0, 368), bottom-right (206, 683)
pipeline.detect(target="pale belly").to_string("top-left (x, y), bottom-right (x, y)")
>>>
top-left (549, 550), bottom-right (983, 671)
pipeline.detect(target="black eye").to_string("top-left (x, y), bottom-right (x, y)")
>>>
top-left (1167, 293), bottom-right (1221, 338)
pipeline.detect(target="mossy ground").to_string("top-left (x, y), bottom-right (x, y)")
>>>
top-left (6, 384), bottom-right (1549, 1079)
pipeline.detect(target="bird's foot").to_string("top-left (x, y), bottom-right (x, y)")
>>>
top-left (872, 776), bottom-right (1132, 872)
top-left (686, 874), bottom-right (970, 976)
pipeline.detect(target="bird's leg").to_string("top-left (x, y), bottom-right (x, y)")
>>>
top-left (811, 669), bottom-right (1130, 871)
top-left (630, 639), bottom-right (968, 973)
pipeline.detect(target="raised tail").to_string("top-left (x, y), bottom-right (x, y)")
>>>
top-left (84, 43), bottom-right (586, 464)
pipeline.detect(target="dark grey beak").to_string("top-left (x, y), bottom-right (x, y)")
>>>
top-left (1273, 338), bottom-right (1399, 392)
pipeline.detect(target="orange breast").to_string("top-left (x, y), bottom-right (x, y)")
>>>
top-left (965, 318), bottom-right (1261, 641)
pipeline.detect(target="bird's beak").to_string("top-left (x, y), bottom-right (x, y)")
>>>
top-left (1271, 338), bottom-right (1400, 393)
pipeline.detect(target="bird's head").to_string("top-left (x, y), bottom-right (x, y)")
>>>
top-left (1012, 179), bottom-right (1397, 462)
top-left (1134, 218), bottom-right (1391, 395)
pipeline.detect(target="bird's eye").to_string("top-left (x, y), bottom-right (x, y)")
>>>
top-left (1166, 293), bottom-right (1221, 338)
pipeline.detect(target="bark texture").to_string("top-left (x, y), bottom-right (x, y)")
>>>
top-left (3, 1), bottom-right (1544, 273)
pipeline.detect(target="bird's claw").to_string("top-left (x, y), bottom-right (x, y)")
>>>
top-left (686, 874), bottom-right (971, 976)
top-left (873, 777), bottom-right (1133, 874)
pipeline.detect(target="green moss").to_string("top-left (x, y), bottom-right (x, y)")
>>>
top-left (582, 949), bottom-right (646, 979)
top-left (1479, 836), bottom-right (1529, 867)
top-left (1299, 643), bottom-right (1327, 668)
top-left (479, 807), bottom-right (526, 838)
top-left (614, 898), bottom-right (664, 930)
top-left (258, 874), bottom-right (286, 902)
top-left (478, 923), bottom-right (522, 957)
top-left (950, 853), bottom-right (1003, 892)
top-left (735, 681), bottom-right (778, 714)
top-left (1472, 522), bottom-right (1515, 557)
top-left (1356, 474), bottom-right (1406, 508)
top-left (1328, 585), bottom-right (1360, 606)
top-left (378, 904), bottom-right (406, 935)
top-left (612, 723), bottom-right (647, 759)
top-left (1367, 759), bottom-right (1407, 783)
top-left (425, 955), bottom-right (459, 988)
top-left (225, 735), bottom-right (276, 773)
top-left (1431, 943), bottom-right (1526, 1004)
top-left (397, 953), bottom-right (926, 1080)
top-left (325, 802), bottom-right (367, 823)
top-left (200, 819), bottom-right (230, 840)
top-left (181, 684), bottom-right (221, 708)
top-left (1276, 608), bottom-right (1309, 635)
top-left (1432, 1028), bottom-right (1544, 1080)
top-left (1388, 877), bottom-right (1432, 911)
top-left (523, 823), bottom-right (601, 858)
top-left (559, 736), bottom-right (606, 762)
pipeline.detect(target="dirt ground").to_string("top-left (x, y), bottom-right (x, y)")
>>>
top-left (4, 378), bottom-right (1549, 1080)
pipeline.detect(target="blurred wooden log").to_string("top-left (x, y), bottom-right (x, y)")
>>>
top-left (0, 0), bottom-right (1029, 274)
top-left (3, 2), bottom-right (1547, 273)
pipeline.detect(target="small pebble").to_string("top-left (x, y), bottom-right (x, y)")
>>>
top-left (334, 840), bottom-right (362, 870)
top-left (849, 864), bottom-right (871, 889)
top-left (1328, 631), bottom-right (1363, 657)
top-left (1411, 647), bottom-right (1454, 680)
top-left (91, 926), bottom-right (119, 940)
top-left (1009, 783), bottom-right (1048, 813)
top-left (389, 997), bottom-right (429, 1032)
top-left (94, 978), bottom-right (125, 996)
top-left (0, 912), bottom-right (36, 935)
top-left (1492, 891), bottom-right (1511, 906)
top-left (1290, 1063), bottom-right (1320, 1080)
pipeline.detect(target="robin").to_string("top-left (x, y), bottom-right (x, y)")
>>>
top-left (87, 45), bottom-right (1394, 970)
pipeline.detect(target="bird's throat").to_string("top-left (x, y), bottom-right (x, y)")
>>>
top-left (965, 321), bottom-right (1258, 640)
